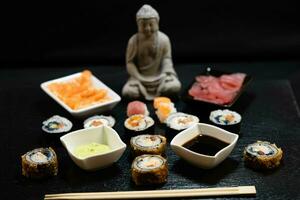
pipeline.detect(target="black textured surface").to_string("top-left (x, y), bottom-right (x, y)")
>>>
top-left (1, 63), bottom-right (300, 200)
top-left (290, 70), bottom-right (300, 113)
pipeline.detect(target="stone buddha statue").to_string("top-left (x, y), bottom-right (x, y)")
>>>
top-left (122, 4), bottom-right (181, 100)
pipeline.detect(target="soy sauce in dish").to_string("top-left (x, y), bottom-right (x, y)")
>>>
top-left (183, 135), bottom-right (230, 156)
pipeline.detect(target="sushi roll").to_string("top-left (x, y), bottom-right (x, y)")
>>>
top-left (153, 97), bottom-right (171, 109)
top-left (166, 112), bottom-right (199, 133)
top-left (42, 115), bottom-right (72, 135)
top-left (83, 115), bottom-right (115, 128)
top-left (131, 154), bottom-right (168, 185)
top-left (124, 114), bottom-right (154, 134)
top-left (127, 101), bottom-right (149, 117)
top-left (21, 147), bottom-right (58, 179)
top-left (130, 135), bottom-right (167, 157)
top-left (153, 97), bottom-right (176, 123)
top-left (209, 109), bottom-right (241, 133)
top-left (243, 141), bottom-right (283, 170)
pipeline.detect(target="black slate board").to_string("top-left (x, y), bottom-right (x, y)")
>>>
top-left (1, 66), bottom-right (300, 200)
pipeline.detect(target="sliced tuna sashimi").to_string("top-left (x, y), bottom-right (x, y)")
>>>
top-left (220, 73), bottom-right (246, 91)
top-left (188, 73), bottom-right (246, 105)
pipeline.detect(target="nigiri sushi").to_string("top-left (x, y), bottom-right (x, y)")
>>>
top-left (153, 97), bottom-right (171, 109)
top-left (153, 97), bottom-right (176, 123)
top-left (127, 101), bottom-right (149, 117)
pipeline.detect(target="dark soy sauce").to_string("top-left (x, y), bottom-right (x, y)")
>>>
top-left (183, 135), bottom-right (230, 156)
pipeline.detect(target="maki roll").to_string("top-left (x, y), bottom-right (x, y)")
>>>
top-left (83, 115), bottom-right (115, 128)
top-left (153, 97), bottom-right (176, 123)
top-left (166, 112), bottom-right (199, 133)
top-left (124, 114), bottom-right (154, 134)
top-left (42, 115), bottom-right (72, 136)
top-left (243, 141), bottom-right (283, 170)
top-left (130, 135), bottom-right (167, 157)
top-left (127, 101), bottom-right (149, 117)
top-left (21, 147), bottom-right (58, 179)
top-left (131, 154), bottom-right (168, 185)
top-left (209, 109), bottom-right (241, 133)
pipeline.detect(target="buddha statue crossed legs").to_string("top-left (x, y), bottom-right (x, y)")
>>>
top-left (122, 5), bottom-right (181, 100)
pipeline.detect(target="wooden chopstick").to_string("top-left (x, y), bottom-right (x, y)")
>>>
top-left (44, 186), bottom-right (256, 199)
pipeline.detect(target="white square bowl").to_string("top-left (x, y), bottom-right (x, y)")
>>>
top-left (60, 126), bottom-right (126, 171)
top-left (40, 71), bottom-right (121, 118)
top-left (170, 123), bottom-right (239, 169)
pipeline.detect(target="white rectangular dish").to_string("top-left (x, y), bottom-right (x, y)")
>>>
top-left (41, 71), bottom-right (121, 118)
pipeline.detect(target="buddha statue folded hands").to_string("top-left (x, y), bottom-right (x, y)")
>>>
top-left (122, 4), bottom-right (181, 100)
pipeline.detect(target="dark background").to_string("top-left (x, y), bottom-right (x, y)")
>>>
top-left (1, 2), bottom-right (300, 199)
top-left (1, 1), bottom-right (300, 65)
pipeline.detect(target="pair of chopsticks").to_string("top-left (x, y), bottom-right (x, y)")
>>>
top-left (44, 186), bottom-right (256, 199)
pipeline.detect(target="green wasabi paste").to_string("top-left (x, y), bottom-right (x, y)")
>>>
top-left (74, 142), bottom-right (111, 159)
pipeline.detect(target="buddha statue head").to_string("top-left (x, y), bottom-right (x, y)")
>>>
top-left (136, 5), bottom-right (159, 38)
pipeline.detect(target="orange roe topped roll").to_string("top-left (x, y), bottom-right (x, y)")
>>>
top-left (153, 97), bottom-right (176, 123)
top-left (48, 70), bottom-right (111, 110)
top-left (153, 97), bottom-right (171, 109)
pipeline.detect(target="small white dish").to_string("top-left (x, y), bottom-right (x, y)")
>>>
top-left (40, 71), bottom-right (121, 118)
top-left (170, 123), bottom-right (238, 169)
top-left (60, 126), bottom-right (126, 171)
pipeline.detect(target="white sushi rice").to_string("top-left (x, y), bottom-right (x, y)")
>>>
top-left (209, 109), bottom-right (241, 125)
top-left (83, 115), bottom-right (115, 128)
top-left (133, 135), bottom-right (162, 148)
top-left (30, 152), bottom-right (48, 163)
top-left (134, 155), bottom-right (164, 170)
top-left (142, 104), bottom-right (150, 116)
top-left (25, 148), bottom-right (52, 164)
top-left (166, 112), bottom-right (199, 130)
top-left (124, 114), bottom-right (154, 131)
top-left (246, 141), bottom-right (278, 157)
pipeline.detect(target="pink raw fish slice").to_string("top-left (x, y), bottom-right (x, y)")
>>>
top-left (127, 101), bottom-right (148, 117)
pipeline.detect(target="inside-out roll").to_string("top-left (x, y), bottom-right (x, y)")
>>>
top-left (21, 147), bottom-right (58, 179)
top-left (131, 154), bottom-right (168, 185)
top-left (130, 135), bottom-right (166, 157)
top-left (243, 141), bottom-right (283, 170)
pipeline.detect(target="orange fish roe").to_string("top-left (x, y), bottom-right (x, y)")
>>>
top-left (48, 70), bottom-right (111, 110)
top-left (153, 97), bottom-right (177, 123)
top-left (156, 103), bottom-right (173, 122)
top-left (153, 97), bottom-right (171, 109)
top-left (225, 114), bottom-right (235, 122)
top-left (128, 115), bottom-right (144, 127)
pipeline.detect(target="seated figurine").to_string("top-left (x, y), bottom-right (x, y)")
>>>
top-left (122, 4), bottom-right (181, 100)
